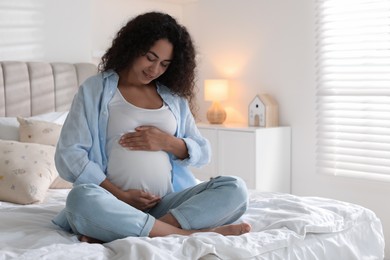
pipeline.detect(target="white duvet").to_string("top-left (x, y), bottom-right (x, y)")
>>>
top-left (0, 190), bottom-right (384, 260)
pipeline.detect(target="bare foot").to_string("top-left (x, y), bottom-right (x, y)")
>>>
top-left (79, 235), bottom-right (104, 244)
top-left (210, 222), bottom-right (251, 236)
top-left (150, 219), bottom-right (251, 237)
top-left (158, 214), bottom-right (251, 236)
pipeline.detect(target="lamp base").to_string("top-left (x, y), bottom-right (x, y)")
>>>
top-left (207, 101), bottom-right (226, 124)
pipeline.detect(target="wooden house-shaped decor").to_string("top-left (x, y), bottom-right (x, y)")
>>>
top-left (248, 94), bottom-right (279, 127)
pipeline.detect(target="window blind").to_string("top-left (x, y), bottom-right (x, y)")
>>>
top-left (315, 0), bottom-right (390, 181)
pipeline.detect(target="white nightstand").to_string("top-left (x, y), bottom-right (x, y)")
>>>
top-left (191, 123), bottom-right (291, 193)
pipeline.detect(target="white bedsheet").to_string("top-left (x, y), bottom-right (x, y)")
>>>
top-left (0, 190), bottom-right (384, 260)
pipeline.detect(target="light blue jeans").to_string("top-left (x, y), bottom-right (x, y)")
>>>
top-left (65, 176), bottom-right (248, 242)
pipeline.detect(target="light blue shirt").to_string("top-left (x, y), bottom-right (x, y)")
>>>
top-left (55, 70), bottom-right (211, 192)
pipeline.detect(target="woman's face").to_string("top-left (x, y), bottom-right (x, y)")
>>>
top-left (131, 38), bottom-right (173, 85)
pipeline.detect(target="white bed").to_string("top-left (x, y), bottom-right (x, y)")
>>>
top-left (0, 189), bottom-right (385, 259)
top-left (0, 61), bottom-right (385, 260)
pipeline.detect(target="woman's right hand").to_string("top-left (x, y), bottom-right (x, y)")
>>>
top-left (121, 189), bottom-right (161, 211)
top-left (100, 178), bottom-right (160, 211)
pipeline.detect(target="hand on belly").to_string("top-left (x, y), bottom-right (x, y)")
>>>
top-left (107, 144), bottom-right (173, 197)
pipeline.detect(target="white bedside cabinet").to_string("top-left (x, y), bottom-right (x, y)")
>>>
top-left (190, 123), bottom-right (291, 193)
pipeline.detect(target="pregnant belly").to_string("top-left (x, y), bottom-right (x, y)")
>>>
top-left (107, 144), bottom-right (173, 197)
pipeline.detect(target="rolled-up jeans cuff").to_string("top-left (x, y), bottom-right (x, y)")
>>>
top-left (140, 214), bottom-right (156, 237)
top-left (169, 209), bottom-right (191, 230)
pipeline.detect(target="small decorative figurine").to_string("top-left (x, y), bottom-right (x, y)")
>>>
top-left (248, 94), bottom-right (279, 127)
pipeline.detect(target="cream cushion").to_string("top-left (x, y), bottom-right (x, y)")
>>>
top-left (50, 175), bottom-right (72, 189)
top-left (17, 117), bottom-right (62, 146)
top-left (0, 140), bottom-right (58, 204)
top-left (16, 115), bottom-right (72, 189)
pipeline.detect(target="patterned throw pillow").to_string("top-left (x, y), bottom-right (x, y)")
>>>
top-left (17, 117), bottom-right (62, 146)
top-left (0, 140), bottom-right (58, 204)
top-left (16, 117), bottom-right (72, 189)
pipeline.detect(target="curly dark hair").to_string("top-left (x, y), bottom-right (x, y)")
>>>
top-left (99, 12), bottom-right (197, 113)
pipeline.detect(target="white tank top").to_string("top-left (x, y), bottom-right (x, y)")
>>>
top-left (106, 88), bottom-right (177, 197)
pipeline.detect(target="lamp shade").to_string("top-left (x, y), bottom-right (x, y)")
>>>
top-left (204, 79), bottom-right (229, 101)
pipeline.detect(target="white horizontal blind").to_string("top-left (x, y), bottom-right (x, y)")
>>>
top-left (315, 0), bottom-right (390, 181)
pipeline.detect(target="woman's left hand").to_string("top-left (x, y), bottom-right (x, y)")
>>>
top-left (119, 126), bottom-right (167, 151)
top-left (119, 126), bottom-right (189, 159)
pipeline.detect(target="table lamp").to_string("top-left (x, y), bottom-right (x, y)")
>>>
top-left (204, 79), bottom-right (228, 124)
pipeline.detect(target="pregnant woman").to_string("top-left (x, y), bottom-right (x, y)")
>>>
top-left (53, 12), bottom-right (250, 243)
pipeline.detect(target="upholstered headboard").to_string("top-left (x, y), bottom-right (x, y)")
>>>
top-left (0, 61), bottom-right (97, 117)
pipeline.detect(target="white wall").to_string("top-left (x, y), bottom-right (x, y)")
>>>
top-left (0, 0), bottom-right (91, 62)
top-left (89, 0), bottom-right (183, 64)
top-left (0, 0), bottom-right (182, 63)
top-left (183, 1), bottom-right (389, 258)
top-left (0, 0), bottom-right (388, 258)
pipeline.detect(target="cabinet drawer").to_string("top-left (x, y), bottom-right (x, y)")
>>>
top-left (217, 131), bottom-right (256, 188)
top-left (191, 124), bottom-right (291, 193)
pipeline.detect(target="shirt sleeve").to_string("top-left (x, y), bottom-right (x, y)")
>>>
top-left (54, 85), bottom-right (107, 186)
top-left (173, 99), bottom-right (211, 168)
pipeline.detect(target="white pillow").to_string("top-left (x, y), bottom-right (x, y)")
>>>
top-left (30, 111), bottom-right (69, 125)
top-left (0, 117), bottom-right (19, 140)
top-left (0, 111), bottom-right (68, 141)
top-left (0, 140), bottom-right (58, 204)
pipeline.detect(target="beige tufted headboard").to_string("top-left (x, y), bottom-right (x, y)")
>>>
top-left (0, 61), bottom-right (97, 117)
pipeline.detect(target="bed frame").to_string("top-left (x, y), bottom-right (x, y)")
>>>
top-left (0, 61), bottom-right (97, 117)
